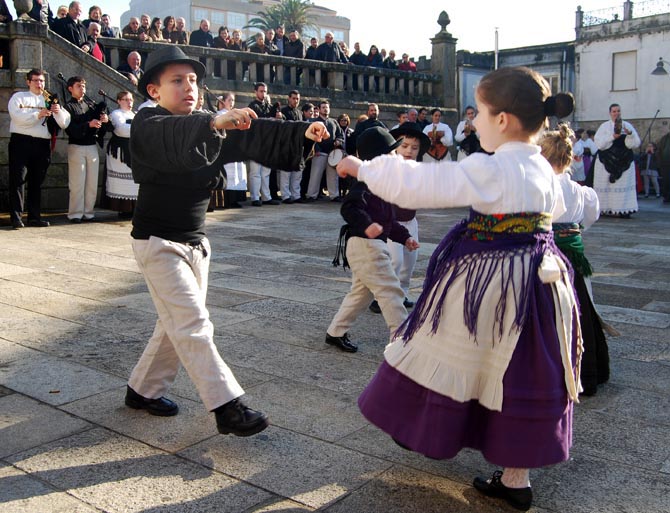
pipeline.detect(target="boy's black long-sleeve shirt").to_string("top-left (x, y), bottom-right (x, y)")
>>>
top-left (64, 98), bottom-right (110, 146)
top-left (130, 106), bottom-right (312, 243)
top-left (341, 180), bottom-right (411, 245)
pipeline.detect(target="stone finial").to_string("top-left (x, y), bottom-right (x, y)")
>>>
top-left (14, 1), bottom-right (35, 21)
top-left (437, 11), bottom-right (451, 34)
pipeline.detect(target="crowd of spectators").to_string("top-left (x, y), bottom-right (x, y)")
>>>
top-left (11, 1), bottom-right (421, 85)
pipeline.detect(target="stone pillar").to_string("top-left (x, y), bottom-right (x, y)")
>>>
top-left (9, 20), bottom-right (48, 87)
top-left (624, 1), bottom-right (634, 21)
top-left (430, 11), bottom-right (457, 109)
top-left (575, 6), bottom-right (583, 40)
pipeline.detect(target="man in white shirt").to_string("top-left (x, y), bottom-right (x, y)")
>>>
top-left (8, 68), bottom-right (71, 229)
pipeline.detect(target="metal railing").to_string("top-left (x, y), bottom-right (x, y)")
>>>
top-left (582, 5), bottom-right (624, 26)
top-left (581, 0), bottom-right (670, 26)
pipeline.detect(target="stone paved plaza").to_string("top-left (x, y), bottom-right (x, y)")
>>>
top-left (1, 198), bottom-right (669, 512)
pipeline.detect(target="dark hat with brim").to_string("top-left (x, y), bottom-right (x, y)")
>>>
top-left (390, 122), bottom-right (431, 155)
top-left (137, 46), bottom-right (206, 98)
top-left (357, 126), bottom-right (402, 161)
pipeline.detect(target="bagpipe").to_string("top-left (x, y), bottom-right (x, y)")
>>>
top-left (56, 72), bottom-right (109, 120)
top-left (56, 73), bottom-right (110, 146)
top-left (41, 88), bottom-right (61, 148)
top-left (201, 84), bottom-right (220, 113)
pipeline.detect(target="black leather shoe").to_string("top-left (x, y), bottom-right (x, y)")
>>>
top-left (403, 298), bottom-right (415, 308)
top-left (369, 300), bottom-right (381, 314)
top-left (263, 199), bottom-right (281, 205)
top-left (125, 386), bottom-right (179, 416)
top-left (27, 219), bottom-right (50, 227)
top-left (215, 398), bottom-right (269, 436)
top-left (325, 332), bottom-right (358, 353)
top-left (11, 219), bottom-right (24, 229)
top-left (473, 470), bottom-right (532, 511)
top-left (69, 218), bottom-right (82, 224)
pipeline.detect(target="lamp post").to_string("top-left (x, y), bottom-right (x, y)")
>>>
top-left (651, 57), bottom-right (669, 76)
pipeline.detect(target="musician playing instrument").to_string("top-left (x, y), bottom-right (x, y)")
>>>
top-left (454, 105), bottom-right (481, 161)
top-left (8, 68), bottom-right (71, 229)
top-left (63, 75), bottom-right (110, 223)
top-left (422, 108), bottom-right (453, 162)
top-left (592, 103), bottom-right (640, 218)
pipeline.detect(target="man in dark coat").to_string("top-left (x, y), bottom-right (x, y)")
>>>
top-left (28, 0), bottom-right (54, 26)
top-left (306, 100), bottom-right (344, 201)
top-left (314, 32), bottom-right (347, 87)
top-left (348, 103), bottom-right (387, 155)
top-left (279, 90), bottom-right (305, 203)
top-left (315, 32), bottom-right (348, 64)
top-left (348, 42), bottom-right (366, 66)
top-left (189, 19), bottom-right (213, 47)
top-left (247, 82), bottom-right (284, 205)
top-left (283, 30), bottom-right (305, 84)
top-left (52, 1), bottom-right (89, 51)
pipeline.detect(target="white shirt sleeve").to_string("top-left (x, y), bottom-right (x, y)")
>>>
top-left (550, 173), bottom-right (567, 220)
top-left (53, 106), bottom-right (71, 129)
top-left (8, 93), bottom-right (41, 129)
top-left (623, 121), bottom-right (641, 149)
top-left (111, 109), bottom-right (132, 137)
top-left (581, 186), bottom-right (600, 230)
top-left (594, 121), bottom-right (614, 151)
top-left (455, 121), bottom-right (466, 143)
top-left (441, 124), bottom-right (453, 148)
top-left (357, 153), bottom-right (502, 210)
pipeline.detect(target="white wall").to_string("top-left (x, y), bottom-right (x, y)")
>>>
top-left (576, 30), bottom-right (670, 123)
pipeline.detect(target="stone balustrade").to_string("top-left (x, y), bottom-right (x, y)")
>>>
top-left (100, 37), bottom-right (439, 102)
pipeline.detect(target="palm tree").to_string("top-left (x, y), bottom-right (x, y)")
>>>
top-left (245, 0), bottom-right (315, 35)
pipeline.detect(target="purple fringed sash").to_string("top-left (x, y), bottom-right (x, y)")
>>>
top-left (398, 209), bottom-right (561, 344)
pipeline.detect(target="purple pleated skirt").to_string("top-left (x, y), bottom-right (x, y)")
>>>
top-left (358, 275), bottom-right (575, 469)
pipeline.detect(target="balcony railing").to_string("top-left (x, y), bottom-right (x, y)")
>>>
top-left (100, 37), bottom-right (439, 102)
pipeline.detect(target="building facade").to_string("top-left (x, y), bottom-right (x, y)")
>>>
top-left (456, 42), bottom-right (575, 121)
top-left (574, 1), bottom-right (670, 143)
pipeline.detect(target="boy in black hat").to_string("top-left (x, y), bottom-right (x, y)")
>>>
top-left (126, 45), bottom-right (328, 436)
top-left (326, 127), bottom-right (419, 353)
top-left (369, 123), bottom-right (430, 313)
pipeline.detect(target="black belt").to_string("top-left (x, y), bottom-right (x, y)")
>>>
top-left (184, 240), bottom-right (208, 257)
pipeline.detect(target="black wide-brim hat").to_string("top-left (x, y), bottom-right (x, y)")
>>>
top-left (357, 126), bottom-right (403, 161)
top-left (137, 46), bottom-right (206, 98)
top-left (390, 122), bottom-right (431, 155)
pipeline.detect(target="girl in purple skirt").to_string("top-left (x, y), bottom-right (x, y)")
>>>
top-left (336, 67), bottom-right (581, 512)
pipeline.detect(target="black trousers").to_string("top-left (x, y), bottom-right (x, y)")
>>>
top-left (8, 133), bottom-right (51, 223)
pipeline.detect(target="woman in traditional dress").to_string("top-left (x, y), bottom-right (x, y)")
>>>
top-left (105, 91), bottom-right (137, 218)
top-left (216, 92), bottom-right (247, 208)
top-left (592, 104), bottom-right (641, 218)
top-left (540, 123), bottom-right (609, 396)
top-left (337, 66), bottom-right (580, 512)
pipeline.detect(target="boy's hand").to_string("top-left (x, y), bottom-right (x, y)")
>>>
top-left (336, 156), bottom-right (362, 178)
top-left (365, 223), bottom-right (383, 239)
top-left (305, 122), bottom-right (329, 142)
top-left (214, 108), bottom-right (258, 131)
top-left (405, 237), bottom-right (420, 251)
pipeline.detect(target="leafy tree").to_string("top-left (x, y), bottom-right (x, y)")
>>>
top-left (245, 0), bottom-right (315, 36)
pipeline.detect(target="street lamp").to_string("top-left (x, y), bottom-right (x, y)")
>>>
top-left (651, 57), bottom-right (669, 76)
